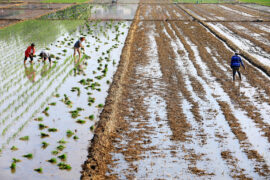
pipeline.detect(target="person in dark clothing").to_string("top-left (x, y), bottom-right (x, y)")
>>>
top-left (39, 50), bottom-right (52, 66)
top-left (231, 50), bottom-right (245, 81)
top-left (74, 37), bottom-right (85, 63)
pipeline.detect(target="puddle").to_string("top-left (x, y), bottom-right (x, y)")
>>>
top-left (0, 19), bottom-right (131, 179)
top-left (42, 3), bottom-right (138, 20)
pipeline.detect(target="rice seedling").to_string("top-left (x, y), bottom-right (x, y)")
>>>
top-left (98, 104), bottom-right (104, 108)
top-left (63, 49), bottom-right (67, 53)
top-left (42, 141), bottom-right (49, 149)
top-left (51, 150), bottom-right (59, 155)
top-left (58, 154), bottom-right (67, 161)
top-left (46, 47), bottom-right (50, 50)
top-left (49, 102), bottom-right (56, 106)
top-left (34, 117), bottom-right (43, 121)
top-left (73, 135), bottom-right (79, 140)
top-left (93, 71), bottom-right (96, 74)
top-left (87, 92), bottom-right (92, 95)
top-left (57, 162), bottom-right (71, 170)
top-left (19, 136), bottom-right (29, 141)
top-left (88, 97), bottom-right (95, 103)
top-left (57, 145), bottom-right (66, 151)
top-left (39, 123), bottom-right (48, 130)
top-left (34, 168), bottom-right (43, 173)
top-left (48, 128), bottom-right (58, 132)
top-left (66, 130), bottom-right (74, 138)
top-left (12, 158), bottom-right (21, 163)
top-left (76, 119), bottom-right (86, 124)
top-left (41, 132), bottom-right (49, 138)
top-left (47, 158), bottom-right (57, 164)
top-left (10, 162), bottom-right (16, 170)
top-left (23, 153), bottom-right (33, 159)
top-left (106, 80), bottom-right (110, 84)
top-left (58, 139), bottom-right (67, 144)
top-left (11, 146), bottom-right (18, 151)
top-left (90, 125), bottom-right (95, 131)
top-left (71, 87), bottom-right (80, 96)
top-left (89, 115), bottom-right (94, 120)
top-left (69, 110), bottom-right (79, 118)
top-left (96, 88), bottom-right (101, 92)
top-left (55, 94), bottom-right (60, 98)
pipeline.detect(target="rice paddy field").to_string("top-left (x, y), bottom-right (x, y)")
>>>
top-left (0, 0), bottom-right (270, 179)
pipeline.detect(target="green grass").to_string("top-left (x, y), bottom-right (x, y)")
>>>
top-left (42, 0), bottom-right (89, 3)
top-left (239, 0), bottom-right (270, 6)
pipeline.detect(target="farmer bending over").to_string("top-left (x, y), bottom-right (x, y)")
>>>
top-left (74, 37), bottom-right (85, 63)
top-left (24, 43), bottom-right (36, 64)
top-left (39, 50), bottom-right (52, 66)
top-left (231, 50), bottom-right (245, 81)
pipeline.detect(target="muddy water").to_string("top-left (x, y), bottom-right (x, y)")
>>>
top-left (0, 19), bottom-right (131, 179)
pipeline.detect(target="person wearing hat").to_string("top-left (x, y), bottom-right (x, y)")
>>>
top-left (39, 50), bottom-right (52, 65)
top-left (74, 37), bottom-right (85, 63)
top-left (24, 43), bottom-right (36, 64)
top-left (230, 50), bottom-right (245, 81)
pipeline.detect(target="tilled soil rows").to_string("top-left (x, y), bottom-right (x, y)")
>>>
top-left (81, 1), bottom-right (270, 179)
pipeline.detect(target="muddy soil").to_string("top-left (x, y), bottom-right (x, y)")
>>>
top-left (81, 1), bottom-right (270, 179)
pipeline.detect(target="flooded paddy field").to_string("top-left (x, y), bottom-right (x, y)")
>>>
top-left (1, 0), bottom-right (270, 179)
top-left (0, 2), bottom-right (135, 179)
top-left (81, 1), bottom-right (270, 179)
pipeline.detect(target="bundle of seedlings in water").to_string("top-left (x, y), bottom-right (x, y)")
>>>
top-left (76, 119), bottom-right (86, 124)
top-left (71, 87), bottom-right (80, 96)
top-left (12, 158), bottom-right (21, 163)
top-left (34, 168), bottom-right (43, 173)
top-left (49, 102), bottom-right (56, 106)
top-left (39, 123), bottom-right (48, 130)
top-left (98, 104), bottom-right (104, 108)
top-left (42, 107), bottom-right (49, 116)
top-left (41, 132), bottom-right (49, 138)
top-left (90, 125), bottom-right (95, 131)
top-left (73, 135), bottom-right (79, 140)
top-left (19, 136), bottom-right (29, 141)
top-left (63, 94), bottom-right (72, 107)
top-left (55, 94), bottom-right (60, 98)
top-left (48, 128), bottom-right (58, 132)
top-left (106, 80), bottom-right (110, 85)
top-left (66, 130), bottom-right (74, 138)
top-left (48, 158), bottom-right (57, 164)
top-left (58, 154), bottom-right (67, 161)
top-left (34, 117), bottom-right (43, 121)
top-left (11, 146), bottom-right (18, 151)
top-left (57, 145), bottom-right (66, 151)
top-left (10, 162), bottom-right (16, 171)
top-left (58, 139), bottom-right (67, 144)
top-left (23, 153), bottom-right (33, 159)
top-left (57, 162), bottom-right (71, 170)
top-left (42, 141), bottom-right (49, 149)
top-left (89, 115), bottom-right (94, 120)
top-left (51, 150), bottom-right (59, 155)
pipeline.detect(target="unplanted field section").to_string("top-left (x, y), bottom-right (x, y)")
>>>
top-left (82, 2), bottom-right (270, 179)
top-left (180, 3), bottom-right (270, 21)
top-left (0, 3), bottom-right (70, 20)
top-left (139, 4), bottom-right (192, 20)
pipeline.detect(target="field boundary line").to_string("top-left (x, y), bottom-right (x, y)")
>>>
top-left (178, 4), bottom-right (270, 77)
top-left (80, 3), bottom-right (141, 179)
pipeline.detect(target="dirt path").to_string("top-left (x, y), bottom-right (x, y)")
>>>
top-left (81, 1), bottom-right (270, 179)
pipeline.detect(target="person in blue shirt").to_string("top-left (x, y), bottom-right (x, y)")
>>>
top-left (231, 50), bottom-right (245, 81)
top-left (74, 37), bottom-right (85, 63)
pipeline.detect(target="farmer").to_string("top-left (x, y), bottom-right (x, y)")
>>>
top-left (39, 50), bottom-right (52, 65)
top-left (74, 37), bottom-right (85, 63)
top-left (230, 50), bottom-right (245, 81)
top-left (24, 43), bottom-right (36, 64)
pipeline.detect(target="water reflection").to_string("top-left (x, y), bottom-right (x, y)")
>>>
top-left (24, 64), bottom-right (36, 83)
